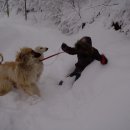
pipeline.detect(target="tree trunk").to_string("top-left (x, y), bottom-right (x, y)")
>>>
top-left (24, 0), bottom-right (27, 20)
top-left (6, 0), bottom-right (9, 17)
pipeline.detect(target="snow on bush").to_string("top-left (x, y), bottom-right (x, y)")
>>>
top-left (57, 0), bottom-right (130, 35)
top-left (58, 12), bottom-right (81, 35)
top-left (103, 0), bottom-right (130, 36)
top-left (1, 0), bottom-right (130, 36)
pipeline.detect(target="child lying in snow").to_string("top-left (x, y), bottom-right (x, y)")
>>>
top-left (61, 36), bottom-right (108, 81)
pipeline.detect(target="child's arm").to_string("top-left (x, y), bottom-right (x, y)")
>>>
top-left (93, 47), bottom-right (108, 64)
top-left (61, 43), bottom-right (77, 55)
top-left (92, 48), bottom-right (101, 61)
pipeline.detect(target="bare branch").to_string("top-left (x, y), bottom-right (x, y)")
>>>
top-left (24, 0), bottom-right (27, 20)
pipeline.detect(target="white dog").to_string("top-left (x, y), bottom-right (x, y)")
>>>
top-left (0, 47), bottom-right (42, 96)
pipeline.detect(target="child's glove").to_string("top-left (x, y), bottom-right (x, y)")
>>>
top-left (61, 43), bottom-right (68, 52)
top-left (100, 54), bottom-right (108, 65)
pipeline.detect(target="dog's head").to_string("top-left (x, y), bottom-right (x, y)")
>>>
top-left (35, 46), bottom-right (48, 54)
top-left (16, 47), bottom-right (41, 64)
top-left (34, 46), bottom-right (48, 60)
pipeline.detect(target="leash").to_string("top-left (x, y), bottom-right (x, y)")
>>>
top-left (40, 52), bottom-right (64, 61)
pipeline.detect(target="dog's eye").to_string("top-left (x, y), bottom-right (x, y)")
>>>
top-left (40, 47), bottom-right (43, 49)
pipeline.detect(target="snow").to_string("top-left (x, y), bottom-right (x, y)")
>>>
top-left (0, 16), bottom-right (130, 130)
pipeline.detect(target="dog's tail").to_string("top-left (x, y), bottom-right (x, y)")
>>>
top-left (0, 53), bottom-right (4, 64)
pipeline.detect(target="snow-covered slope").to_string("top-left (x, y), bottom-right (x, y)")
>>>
top-left (0, 17), bottom-right (130, 130)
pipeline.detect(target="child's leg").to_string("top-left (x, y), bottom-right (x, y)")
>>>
top-left (59, 65), bottom-right (87, 85)
top-left (68, 67), bottom-right (84, 81)
top-left (68, 69), bottom-right (77, 77)
top-left (75, 72), bottom-right (81, 81)
top-left (68, 61), bottom-right (94, 81)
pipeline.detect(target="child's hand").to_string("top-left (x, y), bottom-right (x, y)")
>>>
top-left (61, 43), bottom-right (68, 51)
top-left (100, 54), bottom-right (108, 65)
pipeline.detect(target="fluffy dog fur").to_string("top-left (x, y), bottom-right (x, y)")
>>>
top-left (34, 46), bottom-right (48, 81)
top-left (0, 47), bottom-right (42, 96)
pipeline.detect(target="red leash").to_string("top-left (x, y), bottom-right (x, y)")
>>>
top-left (40, 52), bottom-right (64, 61)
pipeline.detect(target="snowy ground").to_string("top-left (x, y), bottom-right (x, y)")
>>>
top-left (0, 16), bottom-right (130, 130)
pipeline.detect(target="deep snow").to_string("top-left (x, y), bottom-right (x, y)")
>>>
top-left (0, 16), bottom-right (130, 130)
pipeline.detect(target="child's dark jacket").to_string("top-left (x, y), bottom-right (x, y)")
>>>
top-left (62, 43), bottom-right (101, 70)
top-left (61, 36), bottom-right (103, 71)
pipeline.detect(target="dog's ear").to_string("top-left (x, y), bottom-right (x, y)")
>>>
top-left (16, 51), bottom-right (28, 63)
